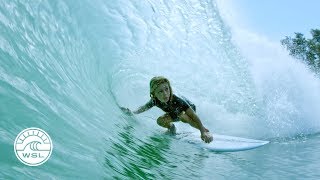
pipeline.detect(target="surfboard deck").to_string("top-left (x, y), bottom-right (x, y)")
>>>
top-left (176, 132), bottom-right (269, 152)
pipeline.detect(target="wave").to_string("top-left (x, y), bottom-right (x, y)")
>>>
top-left (1, 0), bottom-right (320, 178)
top-left (1, 0), bottom-right (319, 146)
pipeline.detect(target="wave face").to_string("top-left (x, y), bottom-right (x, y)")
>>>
top-left (1, 0), bottom-right (320, 178)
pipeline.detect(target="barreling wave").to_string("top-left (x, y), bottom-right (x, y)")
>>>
top-left (1, 0), bottom-right (320, 178)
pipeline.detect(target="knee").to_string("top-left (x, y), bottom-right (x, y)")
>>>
top-left (179, 113), bottom-right (190, 123)
top-left (179, 114), bottom-right (187, 123)
top-left (157, 117), bottom-right (163, 126)
top-left (157, 116), bottom-right (171, 128)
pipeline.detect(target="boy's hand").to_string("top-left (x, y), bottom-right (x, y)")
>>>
top-left (201, 131), bottom-right (213, 143)
top-left (120, 107), bottom-right (133, 116)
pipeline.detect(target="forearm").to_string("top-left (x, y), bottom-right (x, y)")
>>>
top-left (133, 109), bottom-right (143, 114)
top-left (185, 108), bottom-right (207, 133)
top-left (184, 108), bottom-right (213, 143)
top-left (192, 116), bottom-right (206, 132)
top-left (133, 105), bottom-right (150, 114)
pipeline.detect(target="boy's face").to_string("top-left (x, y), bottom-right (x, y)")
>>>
top-left (154, 82), bottom-right (170, 103)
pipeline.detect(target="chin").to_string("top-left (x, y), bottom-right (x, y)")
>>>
top-left (160, 99), bottom-right (168, 103)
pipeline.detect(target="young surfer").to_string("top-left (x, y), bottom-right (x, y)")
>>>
top-left (121, 76), bottom-right (213, 143)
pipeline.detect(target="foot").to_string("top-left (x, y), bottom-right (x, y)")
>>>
top-left (168, 123), bottom-right (177, 135)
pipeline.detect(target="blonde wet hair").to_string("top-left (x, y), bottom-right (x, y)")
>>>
top-left (149, 76), bottom-right (173, 99)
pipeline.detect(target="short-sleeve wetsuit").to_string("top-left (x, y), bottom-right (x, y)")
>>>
top-left (146, 94), bottom-right (196, 121)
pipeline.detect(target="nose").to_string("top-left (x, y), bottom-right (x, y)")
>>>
top-left (163, 90), bottom-right (169, 97)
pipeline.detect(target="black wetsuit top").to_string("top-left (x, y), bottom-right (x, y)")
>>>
top-left (146, 94), bottom-right (196, 121)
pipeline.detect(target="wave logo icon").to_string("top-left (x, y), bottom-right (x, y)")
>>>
top-left (14, 128), bottom-right (53, 166)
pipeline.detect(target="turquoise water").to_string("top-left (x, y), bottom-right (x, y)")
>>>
top-left (1, 0), bottom-right (320, 179)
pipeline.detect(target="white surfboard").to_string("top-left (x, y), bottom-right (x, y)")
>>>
top-left (177, 132), bottom-right (269, 152)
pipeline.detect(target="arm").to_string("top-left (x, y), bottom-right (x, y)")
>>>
top-left (132, 104), bottom-right (152, 114)
top-left (121, 99), bottom-right (154, 115)
top-left (184, 108), bottom-right (213, 143)
top-left (184, 108), bottom-right (207, 133)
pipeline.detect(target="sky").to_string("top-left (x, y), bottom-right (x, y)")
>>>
top-left (219, 0), bottom-right (320, 41)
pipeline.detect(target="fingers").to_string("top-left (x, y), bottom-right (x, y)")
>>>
top-left (203, 137), bottom-right (210, 143)
top-left (120, 107), bottom-right (129, 112)
top-left (206, 135), bottom-right (213, 143)
top-left (204, 137), bottom-right (212, 143)
top-left (120, 107), bottom-right (133, 116)
top-left (201, 133), bottom-right (213, 143)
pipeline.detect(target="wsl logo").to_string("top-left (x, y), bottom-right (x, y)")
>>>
top-left (14, 128), bottom-right (53, 166)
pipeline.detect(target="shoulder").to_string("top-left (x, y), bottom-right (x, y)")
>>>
top-left (172, 94), bottom-right (183, 101)
top-left (171, 94), bottom-right (179, 101)
top-left (172, 94), bottom-right (186, 104)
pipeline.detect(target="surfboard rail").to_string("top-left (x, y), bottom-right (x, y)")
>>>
top-left (178, 132), bottom-right (269, 152)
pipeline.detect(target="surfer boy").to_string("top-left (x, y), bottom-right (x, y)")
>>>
top-left (121, 76), bottom-right (213, 143)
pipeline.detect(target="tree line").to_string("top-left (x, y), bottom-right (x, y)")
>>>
top-left (281, 29), bottom-right (320, 74)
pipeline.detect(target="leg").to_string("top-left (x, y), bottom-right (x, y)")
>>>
top-left (157, 113), bottom-right (173, 128)
top-left (157, 113), bottom-right (176, 134)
